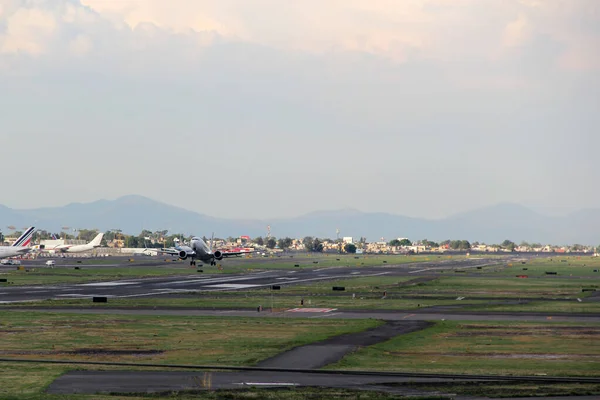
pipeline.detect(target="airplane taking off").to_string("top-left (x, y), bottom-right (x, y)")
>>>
top-left (0, 227), bottom-right (35, 260)
top-left (48, 233), bottom-right (104, 253)
top-left (160, 236), bottom-right (246, 266)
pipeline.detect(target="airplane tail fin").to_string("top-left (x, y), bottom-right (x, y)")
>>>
top-left (90, 233), bottom-right (104, 247)
top-left (12, 227), bottom-right (35, 247)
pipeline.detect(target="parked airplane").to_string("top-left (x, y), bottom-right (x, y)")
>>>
top-left (0, 227), bottom-right (35, 260)
top-left (47, 233), bottom-right (104, 253)
top-left (160, 236), bottom-right (246, 266)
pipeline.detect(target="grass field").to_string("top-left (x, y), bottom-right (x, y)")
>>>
top-left (399, 276), bottom-right (599, 299)
top-left (331, 320), bottom-right (600, 377)
top-left (0, 311), bottom-right (380, 398)
top-left (7, 265), bottom-right (599, 313)
top-left (0, 265), bottom-right (198, 285)
top-left (0, 311), bottom-right (379, 365)
top-left (6, 296), bottom-right (494, 311)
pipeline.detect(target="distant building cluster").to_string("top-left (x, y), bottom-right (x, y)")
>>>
top-left (1, 230), bottom-right (597, 256)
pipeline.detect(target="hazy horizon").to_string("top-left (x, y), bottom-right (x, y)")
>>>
top-left (0, 194), bottom-right (593, 221)
top-left (2, 1), bottom-right (598, 219)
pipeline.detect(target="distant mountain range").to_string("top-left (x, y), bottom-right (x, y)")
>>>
top-left (0, 195), bottom-right (597, 245)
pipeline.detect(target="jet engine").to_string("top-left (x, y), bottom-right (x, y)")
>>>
top-left (214, 250), bottom-right (223, 261)
top-left (179, 250), bottom-right (188, 260)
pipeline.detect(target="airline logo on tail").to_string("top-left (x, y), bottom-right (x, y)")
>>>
top-left (12, 227), bottom-right (35, 247)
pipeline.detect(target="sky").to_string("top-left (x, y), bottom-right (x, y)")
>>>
top-left (1, 0), bottom-right (598, 219)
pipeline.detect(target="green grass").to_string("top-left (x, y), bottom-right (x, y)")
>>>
top-left (0, 311), bottom-right (380, 365)
top-left (5, 295), bottom-right (491, 311)
top-left (0, 265), bottom-right (198, 285)
top-left (464, 301), bottom-right (600, 313)
top-left (388, 381), bottom-right (600, 398)
top-left (330, 320), bottom-right (600, 376)
top-left (399, 276), bottom-right (599, 299)
top-left (0, 311), bottom-right (381, 398)
top-left (492, 255), bottom-right (600, 278)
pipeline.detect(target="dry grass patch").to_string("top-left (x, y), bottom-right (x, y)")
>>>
top-left (331, 320), bottom-right (600, 376)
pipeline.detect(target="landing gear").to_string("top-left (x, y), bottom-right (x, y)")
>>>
top-left (190, 260), bottom-right (196, 266)
top-left (210, 261), bottom-right (216, 266)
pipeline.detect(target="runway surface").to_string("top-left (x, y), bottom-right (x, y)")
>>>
top-left (45, 370), bottom-right (600, 399)
top-left (0, 257), bottom-right (500, 303)
top-left (46, 370), bottom-right (480, 397)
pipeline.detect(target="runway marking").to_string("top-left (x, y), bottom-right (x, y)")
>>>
top-left (287, 308), bottom-right (337, 313)
top-left (235, 383), bottom-right (298, 386)
top-left (80, 282), bottom-right (140, 287)
top-left (409, 263), bottom-right (492, 274)
top-left (351, 272), bottom-right (360, 275)
top-left (56, 294), bottom-right (114, 298)
top-left (207, 284), bottom-right (261, 289)
top-left (160, 274), bottom-right (280, 286)
top-left (402, 314), bottom-right (415, 319)
top-left (275, 278), bottom-right (298, 280)
top-left (310, 312), bottom-right (341, 318)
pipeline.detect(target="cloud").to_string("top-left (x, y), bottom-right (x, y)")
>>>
top-left (0, 0), bottom-right (598, 218)
top-left (75, 0), bottom-right (599, 69)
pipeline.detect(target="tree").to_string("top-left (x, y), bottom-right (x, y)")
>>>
top-left (398, 239), bottom-right (412, 246)
top-left (253, 236), bottom-right (264, 246)
top-left (389, 239), bottom-right (401, 246)
top-left (449, 240), bottom-right (471, 250)
top-left (78, 229), bottom-right (99, 242)
top-left (125, 235), bottom-right (139, 248)
top-left (344, 243), bottom-right (357, 253)
top-left (501, 240), bottom-right (516, 251)
top-left (422, 239), bottom-right (439, 248)
top-left (312, 238), bottom-right (324, 252)
top-left (302, 236), bottom-right (314, 251)
top-left (277, 237), bottom-right (293, 250)
top-left (266, 238), bottom-right (277, 249)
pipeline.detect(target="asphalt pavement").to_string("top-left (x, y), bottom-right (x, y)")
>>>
top-left (0, 257), bottom-right (500, 303)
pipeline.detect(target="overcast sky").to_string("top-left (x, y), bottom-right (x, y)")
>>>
top-left (1, 0), bottom-right (598, 219)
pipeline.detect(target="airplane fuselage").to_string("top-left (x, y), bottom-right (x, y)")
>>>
top-left (175, 237), bottom-right (223, 266)
top-left (0, 247), bottom-right (31, 259)
top-left (54, 244), bottom-right (96, 253)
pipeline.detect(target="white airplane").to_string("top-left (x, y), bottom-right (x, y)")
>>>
top-left (0, 227), bottom-right (35, 260)
top-left (160, 236), bottom-right (246, 266)
top-left (48, 233), bottom-right (104, 253)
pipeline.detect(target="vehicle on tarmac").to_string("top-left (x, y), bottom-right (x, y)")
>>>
top-left (0, 259), bottom-right (21, 265)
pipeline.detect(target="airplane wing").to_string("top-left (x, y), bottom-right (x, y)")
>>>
top-left (219, 250), bottom-right (255, 258)
top-left (159, 247), bottom-right (197, 258)
top-left (159, 248), bottom-right (180, 256)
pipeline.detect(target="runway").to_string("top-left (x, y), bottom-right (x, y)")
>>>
top-left (46, 369), bottom-right (488, 396)
top-left (0, 257), bottom-right (500, 303)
